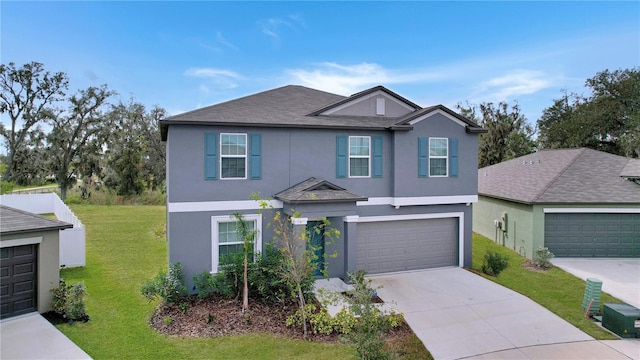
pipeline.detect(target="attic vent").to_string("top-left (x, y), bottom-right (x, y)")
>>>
top-left (376, 98), bottom-right (385, 116)
top-left (312, 184), bottom-right (333, 191)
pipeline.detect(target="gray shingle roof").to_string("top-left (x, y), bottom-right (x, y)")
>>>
top-left (274, 177), bottom-right (367, 203)
top-left (160, 85), bottom-right (484, 140)
top-left (478, 148), bottom-right (640, 204)
top-left (0, 205), bottom-right (73, 235)
top-left (620, 159), bottom-right (640, 178)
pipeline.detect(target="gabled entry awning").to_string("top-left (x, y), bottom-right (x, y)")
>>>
top-left (274, 177), bottom-right (367, 204)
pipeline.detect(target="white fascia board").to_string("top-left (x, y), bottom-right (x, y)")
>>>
top-left (408, 109), bottom-right (468, 128)
top-left (354, 212), bottom-right (466, 267)
top-left (168, 200), bottom-right (283, 213)
top-left (343, 215), bottom-right (360, 223)
top-left (543, 207), bottom-right (640, 214)
top-left (322, 90), bottom-right (415, 115)
top-left (357, 195), bottom-right (477, 207)
top-left (1, 236), bottom-right (43, 248)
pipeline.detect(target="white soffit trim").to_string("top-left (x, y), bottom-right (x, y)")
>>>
top-left (168, 200), bottom-right (283, 213)
top-left (1, 236), bottom-right (43, 248)
top-left (408, 109), bottom-right (467, 128)
top-left (355, 212), bottom-right (466, 267)
top-left (322, 90), bottom-right (415, 115)
top-left (543, 208), bottom-right (640, 214)
top-left (357, 195), bottom-right (477, 207)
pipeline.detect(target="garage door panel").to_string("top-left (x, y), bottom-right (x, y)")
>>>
top-left (0, 245), bottom-right (37, 319)
top-left (357, 218), bottom-right (458, 274)
top-left (545, 213), bottom-right (640, 258)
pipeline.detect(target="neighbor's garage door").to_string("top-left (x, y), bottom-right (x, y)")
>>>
top-left (357, 218), bottom-right (458, 274)
top-left (545, 213), bottom-right (640, 257)
top-left (0, 244), bottom-right (38, 319)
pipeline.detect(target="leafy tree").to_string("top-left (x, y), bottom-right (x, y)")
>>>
top-left (10, 127), bottom-right (50, 185)
top-left (458, 101), bottom-right (536, 167)
top-left (538, 68), bottom-right (640, 157)
top-left (104, 100), bottom-right (167, 196)
top-left (0, 62), bottom-right (68, 181)
top-left (47, 85), bottom-right (114, 200)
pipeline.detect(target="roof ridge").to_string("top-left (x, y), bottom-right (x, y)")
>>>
top-left (531, 148), bottom-right (586, 202)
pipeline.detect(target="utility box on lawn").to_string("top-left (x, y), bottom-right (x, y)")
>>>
top-left (582, 278), bottom-right (602, 315)
top-left (602, 303), bottom-right (640, 338)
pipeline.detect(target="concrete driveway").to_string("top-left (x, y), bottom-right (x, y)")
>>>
top-left (551, 258), bottom-right (640, 309)
top-left (0, 313), bottom-right (91, 360)
top-left (370, 268), bottom-right (638, 360)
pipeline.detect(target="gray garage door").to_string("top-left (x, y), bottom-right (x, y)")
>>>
top-left (356, 218), bottom-right (458, 274)
top-left (0, 245), bottom-right (38, 319)
top-left (545, 213), bottom-right (640, 257)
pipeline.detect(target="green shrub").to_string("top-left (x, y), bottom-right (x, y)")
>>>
top-left (482, 251), bottom-right (509, 276)
top-left (0, 181), bottom-right (14, 194)
top-left (534, 247), bottom-right (555, 269)
top-left (193, 270), bottom-right (234, 298)
top-left (141, 262), bottom-right (187, 304)
top-left (51, 279), bottom-right (89, 321)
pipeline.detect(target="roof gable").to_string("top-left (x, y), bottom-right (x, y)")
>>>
top-left (479, 148), bottom-right (640, 204)
top-left (395, 105), bottom-right (486, 133)
top-left (274, 177), bottom-right (367, 204)
top-left (309, 86), bottom-right (420, 118)
top-left (0, 205), bottom-right (73, 235)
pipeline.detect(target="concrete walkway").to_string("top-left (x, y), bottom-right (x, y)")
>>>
top-left (0, 313), bottom-right (91, 360)
top-left (369, 268), bottom-right (639, 360)
top-left (551, 258), bottom-right (640, 309)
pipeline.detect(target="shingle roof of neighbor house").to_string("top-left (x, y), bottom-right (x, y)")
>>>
top-left (159, 85), bottom-right (485, 140)
top-left (0, 205), bottom-right (73, 235)
top-left (478, 148), bottom-right (640, 204)
top-left (274, 177), bottom-right (367, 204)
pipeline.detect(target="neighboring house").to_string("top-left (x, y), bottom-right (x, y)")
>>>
top-left (474, 148), bottom-right (640, 259)
top-left (160, 85), bottom-right (485, 289)
top-left (0, 205), bottom-right (73, 319)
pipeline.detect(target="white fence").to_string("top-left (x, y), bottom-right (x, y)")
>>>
top-left (0, 193), bottom-right (86, 268)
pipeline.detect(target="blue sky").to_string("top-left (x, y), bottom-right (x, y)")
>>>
top-left (2, 1), bottom-right (639, 126)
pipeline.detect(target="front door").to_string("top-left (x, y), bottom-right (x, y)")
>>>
top-left (306, 221), bottom-right (325, 277)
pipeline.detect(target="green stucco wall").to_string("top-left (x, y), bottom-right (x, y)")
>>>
top-left (473, 196), bottom-right (535, 259)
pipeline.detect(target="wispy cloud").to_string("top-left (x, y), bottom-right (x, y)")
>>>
top-left (258, 14), bottom-right (305, 40)
top-left (215, 31), bottom-right (238, 50)
top-left (475, 70), bottom-right (555, 102)
top-left (184, 67), bottom-right (243, 90)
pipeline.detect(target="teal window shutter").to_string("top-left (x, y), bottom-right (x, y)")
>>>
top-left (418, 137), bottom-right (428, 177)
top-left (249, 133), bottom-right (262, 180)
top-left (204, 132), bottom-right (218, 179)
top-left (336, 135), bottom-right (347, 178)
top-left (372, 135), bottom-right (383, 178)
top-left (449, 138), bottom-right (459, 177)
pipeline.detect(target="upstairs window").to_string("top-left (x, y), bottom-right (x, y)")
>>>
top-left (349, 136), bottom-right (370, 177)
top-left (429, 138), bottom-right (448, 177)
top-left (220, 133), bottom-right (247, 179)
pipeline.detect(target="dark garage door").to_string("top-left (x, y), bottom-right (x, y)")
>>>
top-left (545, 213), bottom-right (640, 257)
top-left (356, 217), bottom-right (458, 274)
top-left (0, 244), bottom-right (38, 319)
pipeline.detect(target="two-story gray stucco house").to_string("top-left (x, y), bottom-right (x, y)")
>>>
top-left (160, 85), bottom-right (486, 289)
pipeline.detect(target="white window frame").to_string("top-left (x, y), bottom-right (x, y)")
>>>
top-left (211, 214), bottom-right (262, 273)
top-left (348, 135), bottom-right (371, 178)
top-left (219, 133), bottom-right (247, 180)
top-left (429, 137), bottom-right (448, 177)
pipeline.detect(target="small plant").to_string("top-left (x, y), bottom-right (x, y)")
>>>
top-left (51, 279), bottom-right (89, 322)
top-left (205, 313), bottom-right (216, 325)
top-left (178, 301), bottom-right (189, 312)
top-left (141, 262), bottom-right (187, 304)
top-left (534, 247), bottom-right (555, 269)
top-left (482, 251), bottom-right (509, 276)
top-left (162, 316), bottom-right (174, 326)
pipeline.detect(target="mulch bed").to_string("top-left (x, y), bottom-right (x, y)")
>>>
top-left (149, 294), bottom-right (413, 343)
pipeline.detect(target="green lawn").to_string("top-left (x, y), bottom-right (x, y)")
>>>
top-left (59, 205), bottom-right (356, 359)
top-left (471, 233), bottom-right (620, 340)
